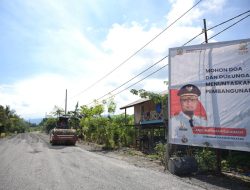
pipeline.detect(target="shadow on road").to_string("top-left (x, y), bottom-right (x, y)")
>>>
top-left (48, 144), bottom-right (76, 150)
top-left (179, 172), bottom-right (250, 190)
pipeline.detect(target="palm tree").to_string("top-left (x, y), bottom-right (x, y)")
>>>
top-left (68, 102), bottom-right (82, 130)
top-left (51, 105), bottom-right (64, 117)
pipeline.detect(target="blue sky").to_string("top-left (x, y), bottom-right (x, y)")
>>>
top-left (0, 0), bottom-right (249, 119)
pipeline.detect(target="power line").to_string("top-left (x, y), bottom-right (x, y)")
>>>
top-left (71, 0), bottom-right (203, 99)
top-left (86, 12), bottom-right (249, 106)
top-left (207, 13), bottom-right (250, 41)
top-left (183, 9), bottom-right (250, 46)
top-left (112, 64), bottom-right (168, 97)
top-left (90, 55), bottom-right (168, 103)
top-left (182, 31), bottom-right (203, 46)
top-left (86, 32), bottom-right (205, 105)
top-left (207, 10), bottom-right (249, 31)
top-left (87, 64), bottom-right (168, 106)
top-left (61, 10), bottom-right (250, 108)
top-left (122, 15), bottom-right (250, 96)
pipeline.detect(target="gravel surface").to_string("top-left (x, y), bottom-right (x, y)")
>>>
top-left (77, 140), bottom-right (250, 190)
top-left (0, 132), bottom-right (202, 190)
top-left (0, 132), bottom-right (249, 190)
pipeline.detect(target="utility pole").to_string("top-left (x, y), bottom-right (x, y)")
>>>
top-left (203, 19), bottom-right (208, 43)
top-left (203, 18), bottom-right (221, 174)
top-left (65, 89), bottom-right (67, 115)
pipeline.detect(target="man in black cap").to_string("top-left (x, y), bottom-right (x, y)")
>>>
top-left (171, 84), bottom-right (207, 144)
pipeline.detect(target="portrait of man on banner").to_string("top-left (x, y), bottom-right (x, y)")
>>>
top-left (171, 84), bottom-right (207, 144)
top-left (169, 39), bottom-right (250, 151)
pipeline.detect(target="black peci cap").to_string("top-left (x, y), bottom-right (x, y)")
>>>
top-left (177, 84), bottom-right (201, 97)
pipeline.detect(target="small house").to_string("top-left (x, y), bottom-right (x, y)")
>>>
top-left (120, 93), bottom-right (168, 152)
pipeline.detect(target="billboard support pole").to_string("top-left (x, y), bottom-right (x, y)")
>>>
top-left (203, 18), bottom-right (221, 173)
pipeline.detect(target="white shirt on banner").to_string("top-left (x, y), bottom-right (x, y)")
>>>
top-left (171, 111), bottom-right (207, 145)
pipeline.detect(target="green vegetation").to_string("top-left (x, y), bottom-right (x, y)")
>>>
top-left (130, 88), bottom-right (250, 175)
top-left (0, 105), bottom-right (30, 136)
top-left (194, 147), bottom-right (217, 172)
top-left (2, 97), bottom-right (249, 176)
top-left (195, 148), bottom-right (250, 174)
top-left (149, 143), bottom-right (250, 175)
top-left (40, 117), bottom-right (58, 134)
top-left (183, 147), bottom-right (250, 174)
top-left (154, 143), bottom-right (167, 165)
top-left (221, 150), bottom-right (250, 173)
top-left (79, 100), bottom-right (135, 149)
top-left (38, 93), bottom-right (250, 175)
top-left (40, 98), bottom-right (135, 149)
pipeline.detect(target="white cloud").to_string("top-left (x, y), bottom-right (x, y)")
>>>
top-left (201, 0), bottom-right (226, 12)
top-left (166, 0), bottom-right (226, 26)
top-left (165, 0), bottom-right (201, 26)
top-left (0, 0), bottom-right (227, 119)
top-left (102, 22), bottom-right (150, 56)
top-left (142, 78), bottom-right (168, 93)
top-left (0, 74), bottom-right (70, 118)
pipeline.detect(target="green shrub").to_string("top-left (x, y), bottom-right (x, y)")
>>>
top-left (154, 143), bottom-right (166, 165)
top-left (195, 148), bottom-right (216, 172)
top-left (221, 160), bottom-right (229, 171)
top-left (43, 118), bottom-right (57, 134)
top-left (226, 151), bottom-right (250, 172)
top-left (80, 113), bottom-right (135, 149)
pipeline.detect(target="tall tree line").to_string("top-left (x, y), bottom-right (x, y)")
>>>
top-left (0, 105), bottom-right (29, 134)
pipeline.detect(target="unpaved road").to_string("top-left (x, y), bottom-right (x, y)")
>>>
top-left (0, 132), bottom-right (205, 190)
top-left (1, 133), bottom-right (249, 190)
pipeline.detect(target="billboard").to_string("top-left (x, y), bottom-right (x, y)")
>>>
top-left (168, 38), bottom-right (250, 152)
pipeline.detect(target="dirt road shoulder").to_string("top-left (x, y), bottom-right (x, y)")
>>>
top-left (77, 140), bottom-right (250, 190)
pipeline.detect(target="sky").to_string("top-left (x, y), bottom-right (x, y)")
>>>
top-left (0, 0), bottom-right (249, 120)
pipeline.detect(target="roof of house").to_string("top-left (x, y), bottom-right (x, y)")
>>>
top-left (120, 98), bottom-right (150, 109)
top-left (120, 90), bottom-right (168, 110)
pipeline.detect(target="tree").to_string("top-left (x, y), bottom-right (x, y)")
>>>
top-left (106, 96), bottom-right (117, 115)
top-left (79, 101), bottom-right (105, 140)
top-left (0, 105), bottom-right (29, 134)
top-left (78, 98), bottom-right (135, 148)
top-left (68, 102), bottom-right (82, 130)
top-left (51, 105), bottom-right (64, 117)
top-left (80, 101), bottom-right (104, 118)
top-left (43, 118), bottom-right (57, 134)
top-left (0, 105), bottom-right (6, 133)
